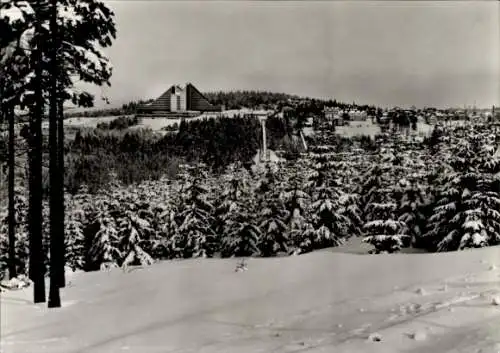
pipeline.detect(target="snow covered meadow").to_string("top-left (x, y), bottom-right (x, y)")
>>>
top-left (2, 238), bottom-right (500, 353)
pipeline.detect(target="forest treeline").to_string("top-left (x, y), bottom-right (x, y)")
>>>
top-left (65, 116), bottom-right (293, 193)
top-left (3, 121), bottom-right (500, 279)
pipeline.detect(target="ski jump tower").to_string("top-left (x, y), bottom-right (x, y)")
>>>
top-left (258, 115), bottom-right (269, 162)
top-left (257, 111), bottom-right (308, 163)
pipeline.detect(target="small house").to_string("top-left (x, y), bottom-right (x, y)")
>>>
top-left (323, 107), bottom-right (344, 126)
top-left (348, 109), bottom-right (368, 121)
top-left (323, 107), bottom-right (341, 120)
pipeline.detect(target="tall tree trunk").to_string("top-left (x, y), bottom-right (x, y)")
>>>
top-left (56, 22), bottom-right (65, 288)
top-left (57, 94), bottom-right (65, 288)
top-left (48, 0), bottom-right (61, 308)
top-left (8, 104), bottom-right (17, 279)
top-left (29, 25), bottom-right (46, 304)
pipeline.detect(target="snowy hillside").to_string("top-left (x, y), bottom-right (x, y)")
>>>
top-left (3, 245), bottom-right (500, 353)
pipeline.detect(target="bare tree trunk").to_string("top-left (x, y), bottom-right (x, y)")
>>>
top-left (8, 104), bottom-right (17, 279)
top-left (48, 0), bottom-right (61, 308)
top-left (29, 25), bottom-right (46, 304)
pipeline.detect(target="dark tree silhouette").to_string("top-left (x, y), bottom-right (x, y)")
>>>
top-left (48, 0), bottom-right (61, 308)
top-left (29, 20), bottom-right (46, 304)
top-left (7, 105), bottom-right (16, 279)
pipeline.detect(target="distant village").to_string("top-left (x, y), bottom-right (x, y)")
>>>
top-left (61, 82), bottom-right (499, 134)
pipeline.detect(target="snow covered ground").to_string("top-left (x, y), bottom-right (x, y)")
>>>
top-left (51, 110), bottom-right (244, 132)
top-left (334, 120), bottom-right (434, 138)
top-left (42, 116), bottom-right (133, 129)
top-left (2, 244), bottom-right (500, 353)
top-left (50, 114), bottom-right (440, 137)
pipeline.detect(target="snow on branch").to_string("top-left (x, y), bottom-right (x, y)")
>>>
top-left (57, 4), bottom-right (82, 26)
top-left (0, 1), bottom-right (34, 24)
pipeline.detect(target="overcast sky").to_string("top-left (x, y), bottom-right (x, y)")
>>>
top-left (90, 1), bottom-right (499, 109)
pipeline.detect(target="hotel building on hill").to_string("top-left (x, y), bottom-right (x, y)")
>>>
top-left (138, 83), bottom-right (223, 114)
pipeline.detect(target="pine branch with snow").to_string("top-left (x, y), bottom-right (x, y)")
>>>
top-left (309, 183), bottom-right (350, 249)
top-left (363, 202), bottom-right (410, 253)
top-left (0, 190), bottom-right (30, 278)
top-left (394, 178), bottom-right (429, 247)
top-left (171, 177), bottom-right (218, 258)
top-left (258, 194), bottom-right (290, 257)
top-left (64, 205), bottom-right (85, 271)
top-left (117, 210), bottom-right (155, 268)
top-left (425, 134), bottom-right (500, 251)
top-left (216, 169), bottom-right (262, 257)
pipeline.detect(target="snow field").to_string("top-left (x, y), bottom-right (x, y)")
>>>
top-left (2, 246), bottom-right (500, 353)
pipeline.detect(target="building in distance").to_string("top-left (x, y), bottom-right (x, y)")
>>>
top-left (138, 83), bottom-right (223, 116)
